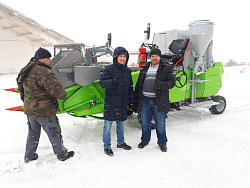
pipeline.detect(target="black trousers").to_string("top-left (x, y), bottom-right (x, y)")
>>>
top-left (24, 116), bottom-right (68, 160)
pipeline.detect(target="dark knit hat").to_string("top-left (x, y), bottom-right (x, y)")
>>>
top-left (34, 47), bottom-right (52, 59)
top-left (118, 51), bottom-right (128, 56)
top-left (150, 48), bottom-right (161, 57)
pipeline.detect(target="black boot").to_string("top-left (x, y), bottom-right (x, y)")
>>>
top-left (24, 153), bottom-right (38, 163)
top-left (59, 151), bottom-right (75, 161)
top-left (117, 143), bottom-right (132, 150)
top-left (104, 148), bottom-right (114, 156)
top-left (138, 142), bottom-right (147, 149)
top-left (160, 146), bottom-right (167, 152)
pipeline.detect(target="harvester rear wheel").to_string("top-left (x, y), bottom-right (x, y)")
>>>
top-left (209, 95), bottom-right (226, 114)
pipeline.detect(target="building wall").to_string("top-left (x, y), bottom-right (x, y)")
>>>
top-left (0, 27), bottom-right (37, 73)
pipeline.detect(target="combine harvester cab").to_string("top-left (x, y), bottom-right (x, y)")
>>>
top-left (139, 20), bottom-right (226, 114)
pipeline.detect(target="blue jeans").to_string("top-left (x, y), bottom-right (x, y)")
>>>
top-left (140, 96), bottom-right (168, 146)
top-left (103, 120), bottom-right (125, 149)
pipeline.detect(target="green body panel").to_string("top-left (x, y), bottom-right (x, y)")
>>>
top-left (169, 62), bottom-right (224, 102)
top-left (169, 69), bottom-right (192, 103)
top-left (57, 81), bottom-right (105, 117)
top-left (131, 71), bottom-right (140, 90)
top-left (196, 62), bottom-right (224, 98)
top-left (55, 62), bottom-right (224, 117)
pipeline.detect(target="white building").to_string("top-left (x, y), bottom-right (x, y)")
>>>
top-left (0, 2), bottom-right (74, 73)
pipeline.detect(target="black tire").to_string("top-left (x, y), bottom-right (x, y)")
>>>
top-left (209, 95), bottom-right (226, 114)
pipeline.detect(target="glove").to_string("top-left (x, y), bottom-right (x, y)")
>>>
top-left (128, 103), bottom-right (137, 113)
top-left (112, 77), bottom-right (120, 87)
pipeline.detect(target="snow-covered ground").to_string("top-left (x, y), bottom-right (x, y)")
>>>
top-left (0, 65), bottom-right (250, 188)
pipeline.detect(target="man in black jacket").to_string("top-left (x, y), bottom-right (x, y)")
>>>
top-left (135, 48), bottom-right (175, 152)
top-left (100, 46), bottom-right (134, 156)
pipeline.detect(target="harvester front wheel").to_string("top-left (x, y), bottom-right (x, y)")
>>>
top-left (209, 95), bottom-right (226, 114)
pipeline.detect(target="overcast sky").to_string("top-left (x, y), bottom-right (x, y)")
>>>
top-left (1, 0), bottom-right (250, 63)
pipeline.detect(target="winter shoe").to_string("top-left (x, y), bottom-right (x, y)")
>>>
top-left (138, 142), bottom-right (147, 149)
top-left (160, 146), bottom-right (167, 152)
top-left (117, 143), bottom-right (132, 150)
top-left (59, 151), bottom-right (75, 161)
top-left (104, 148), bottom-right (114, 156)
top-left (24, 153), bottom-right (38, 163)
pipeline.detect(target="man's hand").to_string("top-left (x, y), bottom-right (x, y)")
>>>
top-left (128, 103), bottom-right (137, 113)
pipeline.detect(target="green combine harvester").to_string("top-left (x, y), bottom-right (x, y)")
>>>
top-left (5, 20), bottom-right (226, 119)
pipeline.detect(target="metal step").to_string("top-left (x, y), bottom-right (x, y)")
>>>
top-left (189, 100), bottom-right (219, 108)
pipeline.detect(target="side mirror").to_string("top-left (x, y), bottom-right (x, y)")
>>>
top-left (146, 23), bottom-right (150, 40)
top-left (144, 23), bottom-right (151, 43)
top-left (106, 33), bottom-right (112, 48)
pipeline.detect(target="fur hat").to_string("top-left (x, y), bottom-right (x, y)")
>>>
top-left (34, 47), bottom-right (51, 59)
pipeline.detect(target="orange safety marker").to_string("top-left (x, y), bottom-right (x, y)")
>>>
top-left (5, 106), bottom-right (23, 111)
top-left (3, 88), bottom-right (19, 92)
top-left (4, 88), bottom-right (15, 92)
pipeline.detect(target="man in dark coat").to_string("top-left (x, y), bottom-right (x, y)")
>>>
top-left (135, 48), bottom-right (175, 152)
top-left (100, 46), bottom-right (134, 156)
top-left (18, 47), bottom-right (74, 163)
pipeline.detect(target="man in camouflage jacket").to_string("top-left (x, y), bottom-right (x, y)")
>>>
top-left (19, 47), bottom-right (74, 163)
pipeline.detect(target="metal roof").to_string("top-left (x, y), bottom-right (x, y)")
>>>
top-left (0, 2), bottom-right (74, 47)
